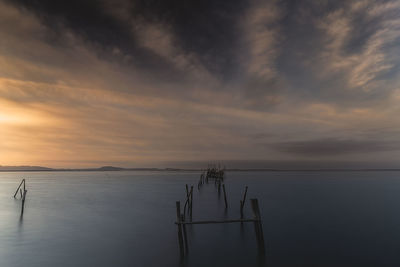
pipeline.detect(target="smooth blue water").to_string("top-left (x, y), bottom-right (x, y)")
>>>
top-left (1, 171), bottom-right (400, 267)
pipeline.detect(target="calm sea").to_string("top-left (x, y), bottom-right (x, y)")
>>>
top-left (1, 170), bottom-right (400, 267)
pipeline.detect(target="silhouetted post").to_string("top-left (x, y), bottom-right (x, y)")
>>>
top-left (189, 186), bottom-right (193, 219)
top-left (251, 199), bottom-right (265, 253)
top-left (222, 184), bottom-right (228, 209)
top-left (176, 201), bottom-right (184, 258)
top-left (218, 181), bottom-right (221, 195)
top-left (185, 184), bottom-right (189, 201)
top-left (13, 179), bottom-right (25, 198)
top-left (184, 185), bottom-right (191, 218)
top-left (181, 214), bottom-right (189, 252)
top-left (21, 189), bottom-right (27, 216)
top-left (19, 188), bottom-right (23, 198)
top-left (240, 186), bottom-right (248, 219)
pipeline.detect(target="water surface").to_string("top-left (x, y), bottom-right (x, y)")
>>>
top-left (1, 171), bottom-right (400, 266)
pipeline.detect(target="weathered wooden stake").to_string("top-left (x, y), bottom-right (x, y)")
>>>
top-left (222, 184), bottom-right (228, 209)
top-left (176, 201), bottom-right (185, 257)
top-left (183, 185), bottom-right (192, 218)
top-left (240, 186), bottom-right (248, 219)
top-left (181, 214), bottom-right (189, 252)
top-left (13, 179), bottom-right (25, 198)
top-left (20, 189), bottom-right (27, 216)
top-left (189, 186), bottom-right (193, 219)
top-left (185, 184), bottom-right (189, 200)
top-left (250, 199), bottom-right (265, 253)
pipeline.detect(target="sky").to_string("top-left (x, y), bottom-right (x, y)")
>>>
top-left (0, 0), bottom-right (400, 169)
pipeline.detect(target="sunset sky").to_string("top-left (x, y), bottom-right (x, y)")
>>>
top-left (1, 0), bottom-right (400, 168)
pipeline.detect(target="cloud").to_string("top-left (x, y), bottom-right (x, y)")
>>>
top-left (316, 1), bottom-right (400, 93)
top-left (242, 0), bottom-right (282, 80)
top-left (272, 138), bottom-right (400, 156)
top-left (1, 0), bottom-right (400, 168)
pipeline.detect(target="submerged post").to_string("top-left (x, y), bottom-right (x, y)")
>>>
top-left (240, 186), bottom-right (248, 219)
top-left (189, 186), bottom-right (193, 219)
top-left (181, 214), bottom-right (189, 252)
top-left (222, 184), bottom-right (228, 209)
top-left (20, 188), bottom-right (27, 216)
top-left (176, 201), bottom-right (185, 258)
top-left (250, 199), bottom-right (265, 253)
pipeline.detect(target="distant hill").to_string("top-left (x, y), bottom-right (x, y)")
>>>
top-left (2, 165), bottom-right (399, 172)
top-left (97, 166), bottom-right (125, 171)
top-left (0, 165), bottom-right (188, 172)
top-left (0, 165), bottom-right (54, 171)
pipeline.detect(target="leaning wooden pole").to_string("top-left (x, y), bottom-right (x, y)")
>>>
top-left (20, 188), bottom-right (27, 216)
top-left (176, 201), bottom-right (185, 258)
top-left (240, 186), bottom-right (248, 219)
top-left (222, 184), bottom-right (228, 209)
top-left (250, 199), bottom-right (265, 253)
top-left (13, 179), bottom-right (25, 198)
top-left (181, 214), bottom-right (189, 252)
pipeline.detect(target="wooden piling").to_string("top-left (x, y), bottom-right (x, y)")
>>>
top-left (183, 184), bottom-right (192, 218)
top-left (181, 214), bottom-right (189, 252)
top-left (185, 184), bottom-right (189, 200)
top-left (222, 184), bottom-right (228, 209)
top-left (250, 199), bottom-right (265, 252)
top-left (189, 186), bottom-right (193, 219)
top-left (20, 189), bottom-right (27, 216)
top-left (13, 179), bottom-right (25, 198)
top-left (176, 201), bottom-right (185, 257)
top-left (240, 186), bottom-right (248, 219)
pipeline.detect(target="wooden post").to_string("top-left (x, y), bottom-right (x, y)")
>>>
top-left (185, 184), bottom-right (189, 203)
top-left (183, 185), bottom-right (191, 218)
top-left (21, 189), bottom-right (27, 216)
top-left (189, 186), bottom-right (193, 219)
top-left (218, 181), bottom-right (221, 195)
top-left (13, 179), bottom-right (25, 198)
top-left (181, 214), bottom-right (189, 252)
top-left (240, 200), bottom-right (244, 219)
top-left (240, 186), bottom-right (248, 219)
top-left (176, 201), bottom-right (185, 258)
top-left (250, 199), bottom-right (265, 253)
top-left (222, 184), bottom-right (228, 209)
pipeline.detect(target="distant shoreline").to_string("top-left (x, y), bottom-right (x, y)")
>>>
top-left (1, 166), bottom-right (400, 172)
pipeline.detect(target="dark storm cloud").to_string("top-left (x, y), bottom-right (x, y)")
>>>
top-left (273, 138), bottom-right (400, 156)
top-left (6, 0), bottom-right (400, 102)
top-left (6, 0), bottom-right (247, 81)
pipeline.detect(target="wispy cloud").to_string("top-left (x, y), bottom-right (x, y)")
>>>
top-left (1, 0), bottom-right (400, 168)
top-left (242, 0), bottom-right (282, 80)
top-left (316, 1), bottom-right (400, 92)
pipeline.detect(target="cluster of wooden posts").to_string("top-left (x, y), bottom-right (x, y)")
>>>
top-left (175, 169), bottom-right (265, 259)
top-left (13, 179), bottom-right (27, 216)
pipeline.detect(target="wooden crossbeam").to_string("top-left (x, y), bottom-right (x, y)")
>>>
top-left (175, 218), bottom-right (259, 225)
